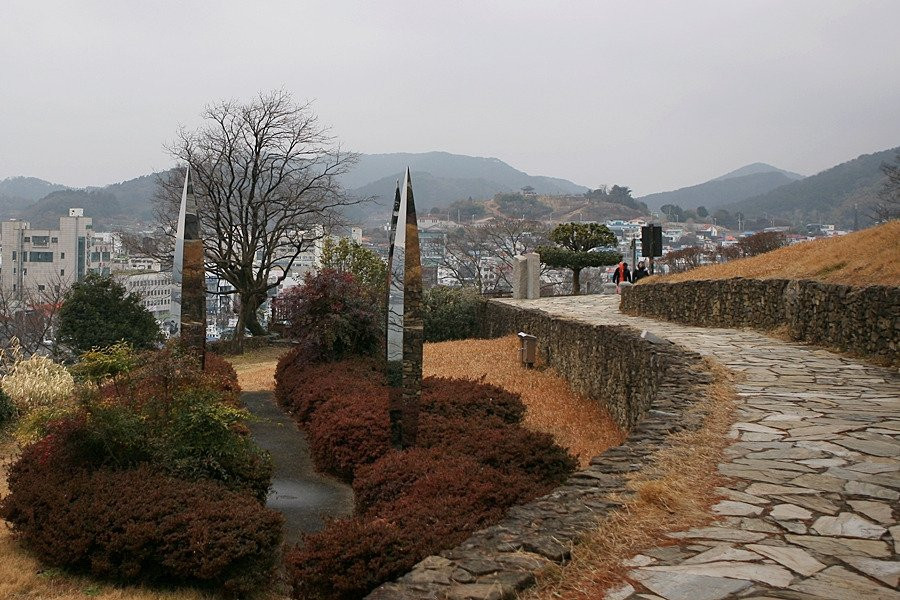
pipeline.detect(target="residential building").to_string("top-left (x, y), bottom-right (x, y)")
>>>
top-left (0, 209), bottom-right (94, 295)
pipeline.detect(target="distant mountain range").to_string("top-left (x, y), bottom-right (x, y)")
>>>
top-left (724, 147), bottom-right (899, 227)
top-left (0, 152), bottom-right (588, 228)
top-left (2, 147), bottom-right (895, 230)
top-left (639, 163), bottom-right (805, 211)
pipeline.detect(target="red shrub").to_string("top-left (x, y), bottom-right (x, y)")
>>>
top-left (275, 353), bottom-right (384, 423)
top-left (1, 465), bottom-right (282, 597)
top-left (352, 447), bottom-right (539, 516)
top-left (421, 376), bottom-right (525, 424)
top-left (419, 414), bottom-right (577, 486)
top-left (273, 270), bottom-right (382, 362)
top-left (276, 356), bottom-right (578, 599)
top-left (306, 392), bottom-right (392, 481)
top-left (292, 450), bottom-right (544, 599)
top-left (286, 516), bottom-right (410, 600)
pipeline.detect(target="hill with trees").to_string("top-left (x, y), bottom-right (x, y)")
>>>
top-left (639, 166), bottom-right (802, 211)
top-left (724, 147), bottom-right (900, 228)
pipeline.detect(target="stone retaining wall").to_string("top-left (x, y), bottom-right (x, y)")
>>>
top-left (367, 300), bottom-right (713, 600)
top-left (620, 278), bottom-right (899, 362)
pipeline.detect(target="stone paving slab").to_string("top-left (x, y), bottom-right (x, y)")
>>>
top-left (497, 296), bottom-right (899, 600)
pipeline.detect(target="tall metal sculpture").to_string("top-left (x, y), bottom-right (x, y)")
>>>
top-left (386, 169), bottom-right (423, 449)
top-left (172, 167), bottom-right (207, 366)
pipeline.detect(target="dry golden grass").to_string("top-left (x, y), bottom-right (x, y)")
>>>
top-left (227, 346), bottom-right (290, 392)
top-left (649, 221), bottom-right (900, 286)
top-left (522, 361), bottom-right (737, 600)
top-left (424, 336), bottom-right (624, 467)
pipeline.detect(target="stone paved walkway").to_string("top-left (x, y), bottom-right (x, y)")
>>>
top-left (499, 296), bottom-right (900, 600)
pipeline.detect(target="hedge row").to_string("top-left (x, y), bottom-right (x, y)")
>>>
top-left (275, 347), bottom-right (577, 599)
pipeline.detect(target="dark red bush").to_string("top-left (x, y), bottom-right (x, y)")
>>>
top-left (419, 414), bottom-right (577, 486)
top-left (1, 464), bottom-right (282, 597)
top-left (352, 447), bottom-right (539, 516)
top-left (306, 391), bottom-right (392, 481)
top-left (273, 270), bottom-right (382, 362)
top-left (275, 352), bottom-right (384, 423)
top-left (286, 516), bottom-right (410, 600)
top-left (292, 450), bottom-right (543, 600)
top-left (276, 356), bottom-right (578, 599)
top-left (421, 376), bottom-right (525, 424)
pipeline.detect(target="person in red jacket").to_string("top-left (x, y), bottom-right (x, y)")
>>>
top-left (612, 261), bottom-right (631, 292)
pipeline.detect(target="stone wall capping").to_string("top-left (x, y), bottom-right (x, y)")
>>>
top-left (621, 278), bottom-right (899, 362)
top-left (366, 299), bottom-right (716, 599)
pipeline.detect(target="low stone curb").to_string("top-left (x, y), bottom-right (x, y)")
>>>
top-left (366, 302), bottom-right (715, 600)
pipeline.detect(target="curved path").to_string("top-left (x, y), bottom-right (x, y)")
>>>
top-left (499, 296), bottom-right (900, 600)
top-left (243, 391), bottom-right (354, 545)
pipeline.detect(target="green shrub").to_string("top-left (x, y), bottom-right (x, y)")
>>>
top-left (0, 388), bottom-right (15, 427)
top-left (423, 286), bottom-right (482, 342)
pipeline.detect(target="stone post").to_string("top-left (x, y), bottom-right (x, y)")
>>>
top-left (512, 256), bottom-right (529, 299)
top-left (525, 252), bottom-right (541, 299)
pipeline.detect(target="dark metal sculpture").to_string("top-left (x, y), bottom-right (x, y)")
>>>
top-left (386, 169), bottom-right (423, 449)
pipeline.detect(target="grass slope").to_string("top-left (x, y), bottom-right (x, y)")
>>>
top-left (650, 221), bottom-right (900, 286)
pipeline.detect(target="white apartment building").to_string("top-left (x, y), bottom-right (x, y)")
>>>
top-left (0, 209), bottom-right (94, 294)
top-left (116, 269), bottom-right (173, 323)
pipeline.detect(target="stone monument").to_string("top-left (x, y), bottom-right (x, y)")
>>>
top-left (172, 167), bottom-right (207, 366)
top-left (512, 252), bottom-right (541, 299)
top-left (385, 168), bottom-right (423, 449)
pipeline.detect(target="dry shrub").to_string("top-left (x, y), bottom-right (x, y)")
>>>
top-left (522, 360), bottom-right (737, 600)
top-left (0, 341), bottom-right (74, 418)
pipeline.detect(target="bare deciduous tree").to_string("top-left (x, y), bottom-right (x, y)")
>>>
top-left (153, 90), bottom-right (363, 338)
top-left (872, 153), bottom-right (900, 223)
top-left (0, 278), bottom-right (68, 359)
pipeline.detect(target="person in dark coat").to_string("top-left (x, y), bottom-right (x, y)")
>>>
top-left (612, 261), bottom-right (631, 285)
top-left (632, 261), bottom-right (650, 282)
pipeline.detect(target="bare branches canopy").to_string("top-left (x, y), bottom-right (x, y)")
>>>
top-left (155, 90), bottom-right (361, 336)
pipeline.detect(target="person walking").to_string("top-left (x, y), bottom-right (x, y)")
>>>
top-left (613, 260), bottom-right (631, 292)
top-left (632, 261), bottom-right (650, 282)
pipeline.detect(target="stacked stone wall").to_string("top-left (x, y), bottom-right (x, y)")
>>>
top-left (621, 278), bottom-right (898, 362)
top-left (367, 300), bottom-right (712, 599)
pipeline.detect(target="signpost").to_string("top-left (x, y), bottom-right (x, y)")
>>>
top-left (641, 224), bottom-right (663, 274)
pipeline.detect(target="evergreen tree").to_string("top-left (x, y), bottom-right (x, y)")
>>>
top-left (57, 274), bottom-right (161, 353)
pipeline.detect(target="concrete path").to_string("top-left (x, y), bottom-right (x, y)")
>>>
top-left (242, 391), bottom-right (354, 545)
top-left (499, 296), bottom-right (900, 600)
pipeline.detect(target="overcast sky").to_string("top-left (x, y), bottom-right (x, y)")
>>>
top-left (1, 0), bottom-right (898, 195)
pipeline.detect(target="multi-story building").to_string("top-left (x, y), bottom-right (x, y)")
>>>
top-left (0, 208), bottom-right (93, 295)
top-left (116, 269), bottom-right (173, 324)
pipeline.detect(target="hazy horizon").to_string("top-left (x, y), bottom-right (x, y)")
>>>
top-left (2, 0), bottom-right (898, 196)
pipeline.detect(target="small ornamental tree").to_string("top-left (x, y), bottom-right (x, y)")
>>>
top-left (320, 237), bottom-right (387, 298)
top-left (537, 223), bottom-right (620, 295)
top-left (273, 270), bottom-right (381, 362)
top-left (57, 274), bottom-right (161, 353)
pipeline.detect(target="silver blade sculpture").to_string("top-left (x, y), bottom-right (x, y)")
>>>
top-left (384, 181), bottom-right (401, 359)
top-left (171, 166), bottom-right (189, 333)
top-left (386, 168), bottom-right (423, 449)
top-left (172, 167), bottom-right (207, 366)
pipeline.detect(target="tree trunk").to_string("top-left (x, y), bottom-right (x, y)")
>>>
top-left (572, 268), bottom-right (582, 295)
top-left (234, 291), bottom-right (267, 350)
